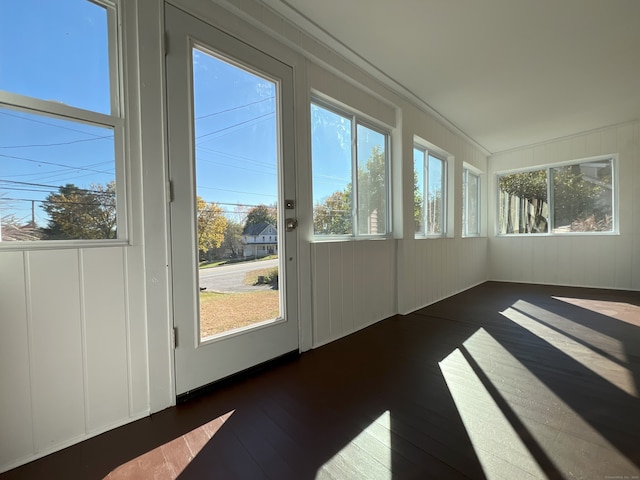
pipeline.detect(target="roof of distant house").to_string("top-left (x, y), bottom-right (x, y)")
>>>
top-left (242, 222), bottom-right (276, 236)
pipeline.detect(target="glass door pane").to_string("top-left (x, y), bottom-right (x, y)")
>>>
top-left (192, 47), bottom-right (282, 342)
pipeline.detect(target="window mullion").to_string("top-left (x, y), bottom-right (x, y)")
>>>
top-left (351, 117), bottom-right (358, 236)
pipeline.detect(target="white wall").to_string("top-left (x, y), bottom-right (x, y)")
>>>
top-left (0, 248), bottom-right (149, 471)
top-left (488, 121), bottom-right (640, 290)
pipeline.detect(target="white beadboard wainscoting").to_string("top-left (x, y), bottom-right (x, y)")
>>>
top-left (488, 121), bottom-right (640, 290)
top-left (0, 247), bottom-right (149, 471)
top-left (311, 240), bottom-right (397, 347)
top-left (397, 237), bottom-right (489, 316)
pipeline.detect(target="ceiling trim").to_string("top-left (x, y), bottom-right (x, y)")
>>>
top-left (223, 0), bottom-right (492, 156)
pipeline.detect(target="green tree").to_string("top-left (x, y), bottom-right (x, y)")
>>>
top-left (206, 219), bottom-right (243, 260)
top-left (552, 164), bottom-right (604, 228)
top-left (313, 189), bottom-right (352, 234)
top-left (41, 182), bottom-right (116, 240)
top-left (414, 170), bottom-right (423, 232)
top-left (357, 145), bottom-right (386, 234)
top-left (499, 170), bottom-right (547, 233)
top-left (197, 196), bottom-right (227, 261)
top-left (245, 204), bottom-right (276, 228)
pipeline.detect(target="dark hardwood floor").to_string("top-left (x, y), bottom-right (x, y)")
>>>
top-left (2, 282), bottom-right (639, 479)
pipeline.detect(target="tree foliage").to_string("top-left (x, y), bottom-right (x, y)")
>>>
top-left (313, 146), bottom-right (390, 235)
top-left (499, 163), bottom-right (611, 233)
top-left (499, 170), bottom-right (548, 233)
top-left (245, 204), bottom-right (277, 228)
top-left (313, 189), bottom-right (352, 235)
top-left (197, 196), bottom-right (227, 259)
top-left (357, 145), bottom-right (386, 234)
top-left (41, 182), bottom-right (117, 240)
top-left (552, 164), bottom-right (604, 228)
top-left (414, 170), bottom-right (423, 232)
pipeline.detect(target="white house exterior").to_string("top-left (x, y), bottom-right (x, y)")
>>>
top-left (241, 222), bottom-right (277, 258)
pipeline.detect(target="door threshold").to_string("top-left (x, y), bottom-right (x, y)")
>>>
top-left (176, 350), bottom-right (299, 404)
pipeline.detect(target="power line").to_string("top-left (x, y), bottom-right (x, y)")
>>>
top-left (0, 135), bottom-right (113, 149)
top-left (195, 157), bottom-right (276, 177)
top-left (0, 110), bottom-right (107, 139)
top-left (0, 179), bottom-right (114, 195)
top-left (0, 153), bottom-right (114, 175)
top-left (196, 112), bottom-right (274, 141)
top-left (197, 185), bottom-right (277, 198)
top-left (195, 96), bottom-right (274, 120)
top-left (196, 145), bottom-right (276, 169)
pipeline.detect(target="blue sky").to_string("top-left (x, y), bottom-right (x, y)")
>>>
top-left (0, 0), bottom-right (112, 226)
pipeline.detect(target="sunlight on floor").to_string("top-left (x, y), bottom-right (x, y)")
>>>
top-left (501, 306), bottom-right (637, 396)
top-left (440, 328), bottom-right (637, 479)
top-left (316, 411), bottom-right (391, 480)
top-left (440, 347), bottom-right (547, 479)
top-left (553, 297), bottom-right (640, 327)
top-left (513, 299), bottom-right (628, 363)
top-left (103, 410), bottom-right (234, 480)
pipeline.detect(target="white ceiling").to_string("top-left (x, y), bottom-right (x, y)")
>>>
top-left (262, 0), bottom-right (640, 154)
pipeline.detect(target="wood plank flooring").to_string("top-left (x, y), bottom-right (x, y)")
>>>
top-left (2, 282), bottom-right (639, 479)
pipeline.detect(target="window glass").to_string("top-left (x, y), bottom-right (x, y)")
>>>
top-left (497, 158), bottom-right (614, 235)
top-left (427, 154), bottom-right (445, 235)
top-left (498, 169), bottom-right (548, 234)
top-left (356, 125), bottom-right (387, 235)
top-left (311, 102), bottom-right (390, 237)
top-left (0, 108), bottom-right (116, 240)
top-left (311, 104), bottom-right (352, 235)
top-left (0, 0), bottom-right (122, 243)
top-left (463, 168), bottom-right (480, 236)
top-left (551, 159), bottom-right (613, 233)
top-left (413, 148), bottom-right (425, 234)
top-left (0, 0), bottom-right (111, 114)
top-left (414, 147), bottom-right (447, 237)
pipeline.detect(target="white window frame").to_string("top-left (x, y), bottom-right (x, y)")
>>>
top-left (311, 99), bottom-right (392, 238)
top-left (496, 154), bottom-right (617, 236)
top-left (463, 166), bottom-right (481, 237)
top-left (0, 0), bottom-right (128, 248)
top-left (414, 145), bottom-right (448, 238)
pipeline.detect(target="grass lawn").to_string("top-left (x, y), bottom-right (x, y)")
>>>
top-left (199, 290), bottom-right (280, 338)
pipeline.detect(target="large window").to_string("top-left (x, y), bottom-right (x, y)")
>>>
top-left (414, 146), bottom-right (446, 236)
top-left (0, 0), bottom-right (125, 243)
top-left (311, 101), bottom-right (390, 236)
top-left (463, 167), bottom-right (480, 236)
top-left (498, 157), bottom-right (614, 235)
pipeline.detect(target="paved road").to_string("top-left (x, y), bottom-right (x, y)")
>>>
top-left (199, 258), bottom-right (278, 293)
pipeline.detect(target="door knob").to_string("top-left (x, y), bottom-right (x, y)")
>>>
top-left (285, 218), bottom-right (298, 232)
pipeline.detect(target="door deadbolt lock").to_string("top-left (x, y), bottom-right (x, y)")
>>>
top-left (285, 218), bottom-right (298, 232)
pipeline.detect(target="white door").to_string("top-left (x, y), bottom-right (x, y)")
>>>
top-left (166, 4), bottom-right (299, 396)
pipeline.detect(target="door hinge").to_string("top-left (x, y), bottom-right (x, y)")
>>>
top-left (172, 327), bottom-right (178, 349)
top-left (168, 180), bottom-right (174, 202)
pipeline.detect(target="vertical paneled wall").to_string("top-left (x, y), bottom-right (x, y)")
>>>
top-left (0, 247), bottom-right (148, 472)
top-left (311, 240), bottom-right (397, 346)
top-left (488, 121), bottom-right (640, 290)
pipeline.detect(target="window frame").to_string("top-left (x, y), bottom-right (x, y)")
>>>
top-left (310, 99), bottom-right (392, 239)
top-left (0, 0), bottom-right (128, 248)
top-left (414, 145), bottom-right (447, 238)
top-left (462, 166), bottom-right (481, 237)
top-left (496, 154), bottom-right (617, 237)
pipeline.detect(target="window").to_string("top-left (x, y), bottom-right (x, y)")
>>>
top-left (414, 146), bottom-right (446, 236)
top-left (0, 0), bottom-right (125, 243)
top-left (498, 157), bottom-right (614, 235)
top-left (311, 101), bottom-right (390, 236)
top-left (463, 167), bottom-right (480, 236)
